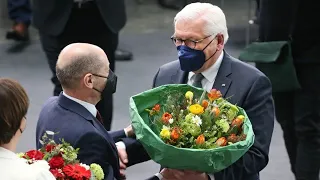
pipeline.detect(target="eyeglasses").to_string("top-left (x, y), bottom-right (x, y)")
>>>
top-left (170, 35), bottom-right (212, 49)
top-left (92, 69), bottom-right (115, 79)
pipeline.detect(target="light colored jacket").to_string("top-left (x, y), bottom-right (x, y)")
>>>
top-left (0, 147), bottom-right (55, 180)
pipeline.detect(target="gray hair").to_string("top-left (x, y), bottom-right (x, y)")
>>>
top-left (174, 3), bottom-right (229, 44)
top-left (56, 53), bottom-right (103, 89)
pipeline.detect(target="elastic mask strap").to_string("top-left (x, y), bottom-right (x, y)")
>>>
top-left (202, 38), bottom-right (215, 51)
top-left (93, 87), bottom-right (102, 93)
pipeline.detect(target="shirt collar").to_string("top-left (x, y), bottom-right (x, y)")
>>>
top-left (63, 92), bottom-right (97, 117)
top-left (189, 51), bottom-right (224, 82)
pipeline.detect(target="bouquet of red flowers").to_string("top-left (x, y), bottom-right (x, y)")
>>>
top-left (18, 131), bottom-right (104, 180)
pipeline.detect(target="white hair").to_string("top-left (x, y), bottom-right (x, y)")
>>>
top-left (174, 3), bottom-right (229, 44)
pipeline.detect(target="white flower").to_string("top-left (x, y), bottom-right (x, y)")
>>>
top-left (192, 115), bottom-right (202, 126)
top-left (162, 125), bottom-right (170, 130)
top-left (168, 118), bottom-right (174, 124)
top-left (80, 163), bottom-right (90, 170)
top-left (45, 131), bottom-right (55, 135)
top-left (30, 160), bottom-right (50, 170)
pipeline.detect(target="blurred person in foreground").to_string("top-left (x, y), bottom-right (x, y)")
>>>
top-left (259, 0), bottom-right (320, 179)
top-left (150, 3), bottom-right (275, 180)
top-left (6, 0), bottom-right (31, 41)
top-left (32, 0), bottom-right (126, 130)
top-left (0, 78), bottom-right (55, 180)
top-left (36, 43), bottom-right (200, 180)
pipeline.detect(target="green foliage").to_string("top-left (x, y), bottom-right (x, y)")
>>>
top-left (146, 89), bottom-right (246, 149)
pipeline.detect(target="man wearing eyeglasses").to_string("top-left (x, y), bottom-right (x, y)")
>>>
top-left (151, 3), bottom-right (275, 180)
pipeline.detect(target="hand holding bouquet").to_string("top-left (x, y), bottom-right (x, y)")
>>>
top-left (130, 84), bottom-right (255, 173)
top-left (18, 131), bottom-right (104, 180)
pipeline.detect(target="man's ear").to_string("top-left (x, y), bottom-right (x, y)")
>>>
top-left (83, 73), bottom-right (94, 89)
top-left (216, 34), bottom-right (224, 51)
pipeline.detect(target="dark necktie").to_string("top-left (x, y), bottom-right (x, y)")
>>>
top-left (96, 111), bottom-right (104, 125)
top-left (192, 73), bottom-right (204, 88)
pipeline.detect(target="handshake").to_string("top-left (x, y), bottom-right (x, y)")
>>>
top-left (116, 125), bottom-right (210, 180)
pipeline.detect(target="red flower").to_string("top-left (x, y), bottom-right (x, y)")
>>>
top-left (50, 169), bottom-right (65, 179)
top-left (63, 164), bottom-right (91, 179)
top-left (49, 156), bottom-right (65, 169)
top-left (45, 144), bottom-right (56, 152)
top-left (25, 150), bottom-right (44, 160)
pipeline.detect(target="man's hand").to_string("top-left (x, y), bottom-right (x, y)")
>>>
top-left (124, 124), bottom-right (135, 137)
top-left (160, 168), bottom-right (208, 180)
top-left (116, 144), bottom-right (128, 179)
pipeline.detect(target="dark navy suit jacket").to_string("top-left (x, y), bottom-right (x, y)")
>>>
top-left (152, 52), bottom-right (275, 180)
top-left (36, 94), bottom-right (152, 180)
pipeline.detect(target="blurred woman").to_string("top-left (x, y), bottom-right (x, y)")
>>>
top-left (0, 78), bottom-right (55, 180)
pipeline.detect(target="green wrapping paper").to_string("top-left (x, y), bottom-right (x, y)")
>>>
top-left (130, 84), bottom-right (255, 173)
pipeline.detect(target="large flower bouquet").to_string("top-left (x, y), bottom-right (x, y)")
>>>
top-left (147, 88), bottom-right (248, 149)
top-left (18, 131), bottom-right (104, 180)
top-left (130, 84), bottom-right (255, 173)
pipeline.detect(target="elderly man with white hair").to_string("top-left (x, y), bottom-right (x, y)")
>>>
top-left (151, 3), bottom-right (275, 180)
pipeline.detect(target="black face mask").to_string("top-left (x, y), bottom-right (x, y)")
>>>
top-left (92, 70), bottom-right (117, 97)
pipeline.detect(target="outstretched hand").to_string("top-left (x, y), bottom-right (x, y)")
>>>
top-left (117, 145), bottom-right (128, 179)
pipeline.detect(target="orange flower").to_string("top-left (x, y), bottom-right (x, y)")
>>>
top-left (202, 100), bottom-right (209, 109)
top-left (196, 134), bottom-right (205, 145)
top-left (212, 107), bottom-right (220, 117)
top-left (171, 128), bottom-right (181, 140)
top-left (215, 137), bottom-right (227, 146)
top-left (231, 118), bottom-right (244, 128)
top-left (152, 104), bottom-right (161, 112)
top-left (162, 112), bottom-right (172, 124)
top-left (208, 89), bottom-right (222, 101)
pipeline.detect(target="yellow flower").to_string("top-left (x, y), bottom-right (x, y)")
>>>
top-left (185, 91), bottom-right (194, 100)
top-left (160, 128), bottom-right (171, 139)
top-left (189, 104), bottom-right (204, 115)
top-left (17, 153), bottom-right (25, 158)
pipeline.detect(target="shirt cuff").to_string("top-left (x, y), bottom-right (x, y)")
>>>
top-left (208, 173), bottom-right (215, 180)
top-left (155, 173), bottom-right (163, 180)
top-left (115, 141), bottom-right (126, 150)
top-left (124, 128), bottom-right (128, 137)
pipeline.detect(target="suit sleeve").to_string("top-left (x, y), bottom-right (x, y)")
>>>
top-left (214, 75), bottom-right (275, 179)
top-left (75, 132), bottom-right (116, 180)
top-left (121, 137), bottom-right (151, 167)
top-left (109, 130), bottom-right (126, 142)
top-left (152, 68), bottom-right (160, 88)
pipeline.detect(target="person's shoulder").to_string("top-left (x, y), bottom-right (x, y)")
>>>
top-left (35, 168), bottom-right (55, 180)
top-left (41, 96), bottom-right (59, 110)
top-left (226, 54), bottom-right (268, 83)
top-left (159, 60), bottom-right (180, 72)
top-left (0, 158), bottom-right (54, 180)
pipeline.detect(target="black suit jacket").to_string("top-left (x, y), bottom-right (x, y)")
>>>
top-left (36, 94), bottom-right (155, 180)
top-left (32, 0), bottom-right (126, 36)
top-left (152, 52), bottom-right (275, 180)
top-left (259, 0), bottom-right (320, 63)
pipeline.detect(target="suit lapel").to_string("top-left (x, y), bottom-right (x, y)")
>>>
top-left (212, 52), bottom-right (233, 98)
top-left (171, 67), bottom-right (188, 84)
top-left (57, 94), bottom-right (119, 165)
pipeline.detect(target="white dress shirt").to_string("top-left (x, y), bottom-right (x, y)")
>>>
top-left (62, 92), bottom-right (127, 149)
top-left (0, 147), bottom-right (55, 180)
top-left (188, 51), bottom-right (224, 92)
top-left (187, 52), bottom-right (222, 180)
